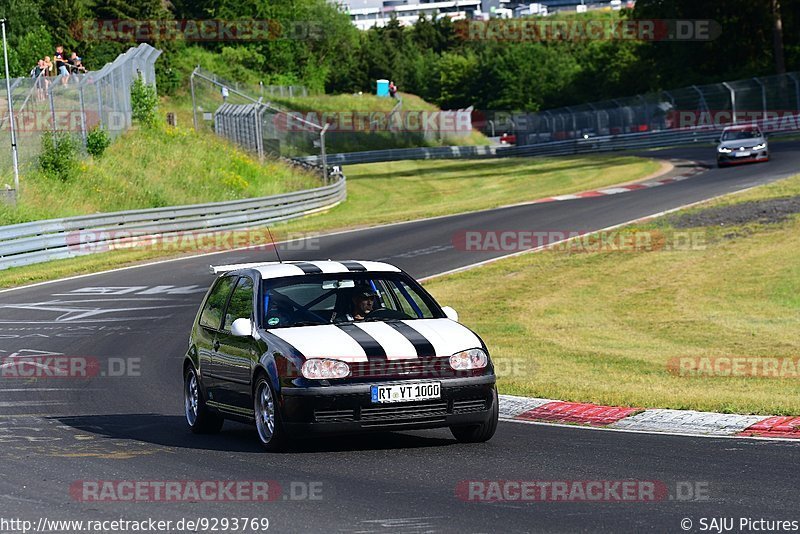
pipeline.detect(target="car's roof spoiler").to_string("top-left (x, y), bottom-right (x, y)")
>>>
top-left (209, 262), bottom-right (279, 275)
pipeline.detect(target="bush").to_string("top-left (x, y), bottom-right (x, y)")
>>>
top-left (86, 127), bottom-right (111, 157)
top-left (131, 76), bottom-right (158, 127)
top-left (39, 131), bottom-right (79, 181)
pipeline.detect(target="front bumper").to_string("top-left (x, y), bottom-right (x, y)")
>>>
top-left (717, 149), bottom-right (769, 165)
top-left (279, 375), bottom-right (497, 435)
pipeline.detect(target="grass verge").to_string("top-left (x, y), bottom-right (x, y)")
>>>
top-left (0, 126), bottom-right (318, 226)
top-left (423, 172), bottom-right (800, 415)
top-left (0, 155), bottom-right (659, 289)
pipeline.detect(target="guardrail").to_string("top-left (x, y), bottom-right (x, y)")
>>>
top-left (496, 128), bottom-right (720, 158)
top-left (294, 112), bottom-right (800, 165)
top-left (0, 176), bottom-right (346, 270)
top-left (295, 145), bottom-right (496, 166)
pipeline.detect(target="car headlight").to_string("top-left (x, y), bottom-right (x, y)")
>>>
top-left (301, 359), bottom-right (350, 379)
top-left (717, 147), bottom-right (732, 153)
top-left (753, 143), bottom-right (766, 150)
top-left (450, 348), bottom-right (488, 370)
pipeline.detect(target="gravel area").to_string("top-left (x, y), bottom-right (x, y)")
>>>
top-left (671, 196), bottom-right (800, 227)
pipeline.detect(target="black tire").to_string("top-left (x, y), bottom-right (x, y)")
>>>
top-left (253, 375), bottom-right (286, 452)
top-left (184, 365), bottom-right (224, 434)
top-left (450, 387), bottom-right (499, 443)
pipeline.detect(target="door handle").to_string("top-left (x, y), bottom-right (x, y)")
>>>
top-left (213, 341), bottom-right (220, 351)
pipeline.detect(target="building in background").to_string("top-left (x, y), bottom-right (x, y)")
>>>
top-left (337, 0), bottom-right (632, 29)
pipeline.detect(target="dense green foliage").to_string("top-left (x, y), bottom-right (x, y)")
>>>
top-left (39, 131), bottom-right (79, 181)
top-left (1, 0), bottom-right (797, 110)
top-left (86, 127), bottom-right (111, 157)
top-left (131, 76), bottom-right (158, 126)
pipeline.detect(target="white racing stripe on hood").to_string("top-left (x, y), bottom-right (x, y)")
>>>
top-left (268, 325), bottom-right (368, 362)
top-left (400, 319), bottom-right (482, 356)
top-left (353, 322), bottom-right (418, 361)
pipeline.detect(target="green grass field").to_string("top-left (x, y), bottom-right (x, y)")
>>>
top-left (0, 155), bottom-right (659, 288)
top-left (284, 156), bottom-right (660, 233)
top-left (423, 174), bottom-right (800, 415)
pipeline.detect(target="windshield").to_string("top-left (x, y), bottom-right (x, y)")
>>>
top-left (722, 129), bottom-right (761, 141)
top-left (261, 273), bottom-right (442, 329)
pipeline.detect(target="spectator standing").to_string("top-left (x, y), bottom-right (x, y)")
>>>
top-left (54, 46), bottom-right (69, 84)
top-left (388, 80), bottom-right (397, 99)
top-left (69, 52), bottom-right (86, 75)
top-left (32, 59), bottom-right (46, 100)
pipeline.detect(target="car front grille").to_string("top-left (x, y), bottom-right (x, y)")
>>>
top-left (314, 408), bottom-right (356, 423)
top-left (452, 398), bottom-right (488, 414)
top-left (360, 401), bottom-right (449, 427)
top-left (313, 397), bottom-right (489, 426)
top-left (347, 358), bottom-right (486, 380)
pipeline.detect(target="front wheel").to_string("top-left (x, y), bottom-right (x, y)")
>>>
top-left (450, 387), bottom-right (499, 443)
top-left (184, 366), bottom-right (224, 434)
top-left (254, 375), bottom-right (285, 451)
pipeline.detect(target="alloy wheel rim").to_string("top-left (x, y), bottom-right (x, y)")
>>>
top-left (185, 371), bottom-right (198, 426)
top-left (255, 382), bottom-right (275, 444)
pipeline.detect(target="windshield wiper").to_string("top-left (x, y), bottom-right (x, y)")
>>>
top-left (288, 321), bottom-right (325, 327)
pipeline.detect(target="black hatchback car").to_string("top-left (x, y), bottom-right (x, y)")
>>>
top-left (183, 260), bottom-right (499, 450)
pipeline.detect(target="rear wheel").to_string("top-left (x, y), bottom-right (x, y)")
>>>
top-left (254, 375), bottom-right (285, 451)
top-left (450, 387), bottom-right (499, 443)
top-left (184, 366), bottom-right (224, 434)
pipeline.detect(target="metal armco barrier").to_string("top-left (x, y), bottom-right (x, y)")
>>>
top-left (295, 112), bottom-right (800, 165)
top-left (295, 144), bottom-right (496, 166)
top-left (0, 176), bottom-right (346, 270)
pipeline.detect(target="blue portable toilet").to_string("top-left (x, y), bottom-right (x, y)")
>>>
top-left (376, 79), bottom-right (389, 97)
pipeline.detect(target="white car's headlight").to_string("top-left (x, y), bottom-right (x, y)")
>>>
top-left (301, 359), bottom-right (350, 379)
top-left (450, 348), bottom-right (488, 370)
top-left (752, 143), bottom-right (766, 150)
top-left (717, 146), bottom-right (732, 153)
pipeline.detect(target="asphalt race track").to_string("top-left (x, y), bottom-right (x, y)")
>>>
top-left (1, 142), bottom-right (798, 532)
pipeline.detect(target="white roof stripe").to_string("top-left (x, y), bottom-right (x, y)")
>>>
top-left (210, 260), bottom-right (401, 279)
top-left (352, 261), bottom-right (401, 272)
top-left (307, 261), bottom-right (351, 274)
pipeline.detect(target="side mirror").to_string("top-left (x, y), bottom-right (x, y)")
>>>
top-left (231, 318), bottom-right (253, 337)
top-left (441, 306), bottom-right (459, 322)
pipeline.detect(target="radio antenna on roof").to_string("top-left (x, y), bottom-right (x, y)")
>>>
top-left (266, 227), bottom-right (283, 263)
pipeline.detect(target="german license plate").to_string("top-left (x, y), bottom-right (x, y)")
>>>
top-left (735, 151), bottom-right (750, 157)
top-left (371, 382), bottom-right (441, 403)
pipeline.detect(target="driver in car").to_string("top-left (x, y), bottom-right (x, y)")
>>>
top-left (347, 289), bottom-right (378, 321)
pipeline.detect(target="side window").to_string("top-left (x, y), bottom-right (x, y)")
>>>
top-left (223, 277), bottom-right (254, 331)
top-left (199, 276), bottom-right (237, 330)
